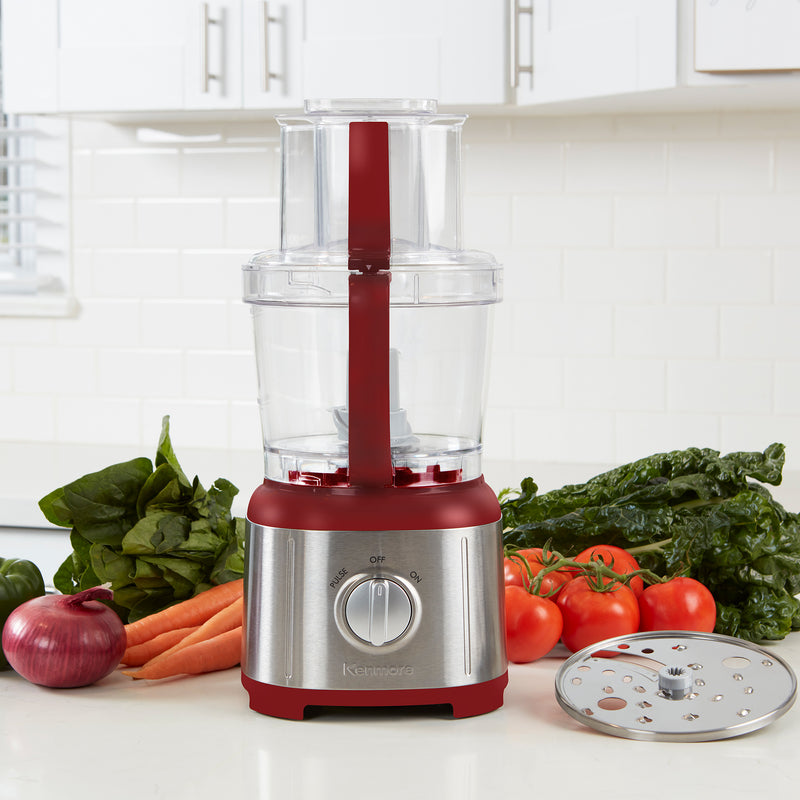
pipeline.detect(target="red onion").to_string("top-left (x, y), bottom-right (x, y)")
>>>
top-left (1, 586), bottom-right (126, 688)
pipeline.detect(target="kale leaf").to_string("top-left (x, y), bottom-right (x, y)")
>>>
top-left (501, 443), bottom-right (800, 642)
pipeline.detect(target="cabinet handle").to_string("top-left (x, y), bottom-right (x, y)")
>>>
top-left (261, 2), bottom-right (280, 93)
top-left (511, 0), bottom-right (534, 89)
top-left (200, 2), bottom-right (220, 93)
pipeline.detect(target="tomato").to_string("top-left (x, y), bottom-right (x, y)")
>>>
top-left (504, 586), bottom-right (563, 663)
top-left (638, 577), bottom-right (716, 633)
top-left (503, 548), bottom-right (573, 597)
top-left (556, 576), bottom-right (640, 653)
top-left (574, 544), bottom-right (644, 597)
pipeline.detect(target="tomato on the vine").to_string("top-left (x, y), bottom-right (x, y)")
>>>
top-left (574, 544), bottom-right (644, 597)
top-left (556, 576), bottom-right (640, 653)
top-left (504, 586), bottom-right (563, 663)
top-left (638, 577), bottom-right (716, 633)
top-left (503, 548), bottom-right (573, 597)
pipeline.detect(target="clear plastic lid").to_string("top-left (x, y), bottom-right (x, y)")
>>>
top-left (276, 99), bottom-right (467, 262)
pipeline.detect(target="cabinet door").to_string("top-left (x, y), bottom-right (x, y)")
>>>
top-left (301, 0), bottom-right (507, 106)
top-left (57, 0), bottom-right (188, 112)
top-left (695, 0), bottom-right (800, 72)
top-left (242, 0), bottom-right (305, 109)
top-left (516, 0), bottom-right (676, 105)
top-left (37, 0), bottom-right (240, 113)
top-left (1, 0), bottom-right (60, 113)
top-left (185, 1), bottom-right (243, 109)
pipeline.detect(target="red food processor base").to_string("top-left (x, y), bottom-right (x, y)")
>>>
top-left (241, 672), bottom-right (509, 720)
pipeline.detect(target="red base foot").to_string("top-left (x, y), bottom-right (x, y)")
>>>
top-left (241, 672), bottom-right (508, 720)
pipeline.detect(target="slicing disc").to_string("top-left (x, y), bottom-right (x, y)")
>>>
top-left (554, 631), bottom-right (797, 742)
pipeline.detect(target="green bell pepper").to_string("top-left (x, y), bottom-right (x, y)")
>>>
top-left (1, 557), bottom-right (46, 670)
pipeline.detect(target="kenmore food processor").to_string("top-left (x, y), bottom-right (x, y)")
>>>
top-left (241, 99), bottom-right (506, 719)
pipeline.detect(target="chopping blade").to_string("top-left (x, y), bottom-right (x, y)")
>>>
top-left (554, 631), bottom-right (797, 742)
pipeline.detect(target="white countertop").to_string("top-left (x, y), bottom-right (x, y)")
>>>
top-left (1, 634), bottom-right (798, 800)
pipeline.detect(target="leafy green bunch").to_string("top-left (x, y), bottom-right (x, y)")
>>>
top-left (501, 443), bottom-right (800, 642)
top-left (41, 416), bottom-right (246, 623)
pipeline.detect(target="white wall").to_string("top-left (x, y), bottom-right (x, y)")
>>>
top-left (1, 109), bottom-right (799, 522)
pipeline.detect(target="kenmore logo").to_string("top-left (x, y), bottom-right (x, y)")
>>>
top-left (344, 663), bottom-right (414, 677)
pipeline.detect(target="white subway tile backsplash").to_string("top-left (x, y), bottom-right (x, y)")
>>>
top-left (56, 396), bottom-right (141, 445)
top-left (564, 358), bottom-right (665, 412)
top-left (512, 115), bottom-right (616, 141)
top-left (224, 199), bottom-right (280, 250)
top-left (137, 199), bottom-right (224, 248)
top-left (229, 300), bottom-right (256, 350)
top-left (13, 346), bottom-right (97, 395)
top-left (230, 400), bottom-right (261, 451)
top-left (720, 414), bottom-right (800, 471)
top-left (91, 249), bottom-right (182, 299)
top-left (563, 249), bottom-right (664, 304)
top-left (775, 140), bottom-right (800, 191)
top-left (775, 362), bottom-right (800, 414)
top-left (0, 348), bottom-right (11, 393)
top-left (720, 306), bottom-right (800, 360)
top-left (464, 195), bottom-right (512, 248)
top-left (92, 148), bottom-right (181, 197)
top-left (668, 140), bottom-right (773, 193)
top-left (0, 317), bottom-right (56, 346)
top-left (55, 299), bottom-right (142, 348)
top-left (667, 360), bottom-right (773, 414)
top-left (614, 114), bottom-right (721, 140)
top-left (615, 306), bottom-right (718, 358)
top-left (141, 399), bottom-right (230, 450)
top-left (515, 302), bottom-right (614, 357)
top-left (616, 412), bottom-right (721, 464)
top-left (614, 195), bottom-right (717, 248)
top-left (483, 406), bottom-right (515, 462)
top-left (502, 248), bottom-right (562, 302)
top-left (140, 300), bottom-right (229, 350)
top-left (565, 142), bottom-right (667, 193)
top-left (6, 111), bottom-right (800, 499)
top-left (180, 251), bottom-right (249, 300)
top-left (513, 408), bottom-right (616, 463)
top-left (774, 250), bottom-right (800, 303)
top-left (73, 198), bottom-right (136, 248)
top-left (97, 348), bottom-right (183, 398)
top-left (0, 395), bottom-right (56, 441)
top-left (721, 195), bottom-right (800, 247)
top-left (513, 195), bottom-right (613, 247)
top-left (185, 350), bottom-right (255, 401)
top-left (488, 354), bottom-right (563, 410)
top-left (465, 142), bottom-right (563, 196)
top-left (667, 250), bottom-right (772, 304)
top-left (182, 147), bottom-right (276, 198)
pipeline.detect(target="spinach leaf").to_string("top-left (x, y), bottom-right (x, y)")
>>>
top-left (42, 415), bottom-right (246, 623)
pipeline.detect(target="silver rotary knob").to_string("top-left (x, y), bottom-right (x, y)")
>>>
top-left (344, 578), bottom-right (412, 646)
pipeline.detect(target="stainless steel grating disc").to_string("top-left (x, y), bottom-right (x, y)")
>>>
top-left (554, 631), bottom-right (797, 742)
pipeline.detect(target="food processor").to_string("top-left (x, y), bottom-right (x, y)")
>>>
top-left (241, 99), bottom-right (507, 719)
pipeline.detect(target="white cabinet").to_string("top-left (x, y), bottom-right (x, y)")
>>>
top-left (242, 0), bottom-right (304, 109)
top-left (514, 0), bottom-right (677, 105)
top-left (1, 0), bottom-right (302, 114)
top-left (301, 0), bottom-right (508, 106)
top-left (1, 0), bottom-right (502, 115)
top-left (694, 0), bottom-right (800, 73)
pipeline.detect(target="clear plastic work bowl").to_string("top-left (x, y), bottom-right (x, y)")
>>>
top-left (243, 99), bottom-right (502, 487)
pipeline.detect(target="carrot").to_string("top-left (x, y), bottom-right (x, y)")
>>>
top-left (120, 625), bottom-right (200, 667)
top-left (139, 596), bottom-right (243, 670)
top-left (123, 626), bottom-right (243, 680)
top-left (124, 579), bottom-right (243, 648)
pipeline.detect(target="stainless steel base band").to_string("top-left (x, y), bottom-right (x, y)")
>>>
top-left (242, 521), bottom-right (507, 692)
